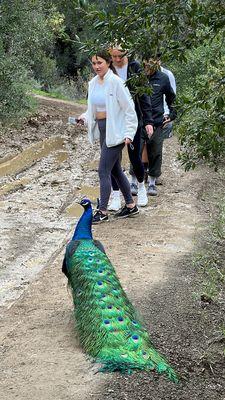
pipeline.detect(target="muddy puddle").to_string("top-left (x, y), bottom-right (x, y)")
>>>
top-left (0, 149), bottom-right (100, 307)
top-left (0, 137), bottom-right (66, 177)
top-left (0, 178), bottom-right (32, 197)
top-left (66, 186), bottom-right (100, 217)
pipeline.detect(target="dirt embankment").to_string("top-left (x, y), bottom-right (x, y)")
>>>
top-left (0, 97), bottom-right (224, 400)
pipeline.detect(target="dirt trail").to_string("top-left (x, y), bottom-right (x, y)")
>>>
top-left (0, 97), bottom-right (224, 400)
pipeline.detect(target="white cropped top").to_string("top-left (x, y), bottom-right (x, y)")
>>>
top-left (90, 81), bottom-right (106, 112)
top-left (115, 64), bottom-right (128, 82)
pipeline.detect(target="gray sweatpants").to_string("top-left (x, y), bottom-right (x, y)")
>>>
top-left (97, 119), bottom-right (133, 211)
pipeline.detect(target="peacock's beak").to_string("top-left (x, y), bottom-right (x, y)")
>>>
top-left (78, 197), bottom-right (91, 207)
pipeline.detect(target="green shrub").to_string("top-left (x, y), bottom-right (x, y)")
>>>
top-left (171, 36), bottom-right (225, 170)
top-left (0, 0), bottom-right (55, 123)
top-left (0, 53), bottom-right (35, 123)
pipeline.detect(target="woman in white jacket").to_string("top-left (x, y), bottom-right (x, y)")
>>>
top-left (79, 49), bottom-right (139, 223)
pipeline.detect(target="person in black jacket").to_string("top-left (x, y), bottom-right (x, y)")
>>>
top-left (107, 46), bottom-right (153, 209)
top-left (142, 58), bottom-right (176, 196)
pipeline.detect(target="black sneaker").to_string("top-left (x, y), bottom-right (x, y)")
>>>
top-left (92, 210), bottom-right (108, 224)
top-left (114, 205), bottom-right (139, 219)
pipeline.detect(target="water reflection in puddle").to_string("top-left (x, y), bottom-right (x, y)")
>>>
top-left (0, 137), bottom-right (65, 177)
top-left (54, 151), bottom-right (68, 165)
top-left (66, 186), bottom-right (100, 218)
top-left (78, 185), bottom-right (99, 201)
top-left (66, 203), bottom-right (82, 218)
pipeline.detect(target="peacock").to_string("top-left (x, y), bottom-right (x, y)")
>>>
top-left (62, 198), bottom-right (178, 382)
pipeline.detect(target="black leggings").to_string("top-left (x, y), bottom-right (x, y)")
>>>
top-left (97, 119), bottom-right (133, 211)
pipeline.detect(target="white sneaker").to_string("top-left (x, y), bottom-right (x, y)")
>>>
top-left (137, 185), bottom-right (148, 207)
top-left (147, 184), bottom-right (157, 196)
top-left (108, 196), bottom-right (121, 211)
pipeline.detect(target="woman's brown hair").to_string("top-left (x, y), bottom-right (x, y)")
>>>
top-left (95, 49), bottom-right (118, 75)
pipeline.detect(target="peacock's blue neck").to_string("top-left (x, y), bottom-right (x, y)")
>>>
top-left (72, 206), bottom-right (93, 240)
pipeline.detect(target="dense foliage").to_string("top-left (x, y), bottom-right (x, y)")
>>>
top-left (0, 0), bottom-right (54, 122)
top-left (174, 36), bottom-right (225, 169)
top-left (0, 0), bottom-right (224, 170)
top-left (78, 0), bottom-right (225, 170)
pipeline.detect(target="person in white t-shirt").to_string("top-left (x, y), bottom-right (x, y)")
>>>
top-left (108, 46), bottom-right (154, 210)
top-left (157, 53), bottom-right (177, 139)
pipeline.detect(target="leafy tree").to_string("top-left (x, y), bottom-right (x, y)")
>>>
top-left (0, 1), bottom-right (54, 68)
top-left (49, 0), bottom-right (93, 78)
top-left (79, 0), bottom-right (208, 60)
top-left (0, 0), bottom-right (55, 122)
top-left (78, 0), bottom-right (225, 170)
top-left (175, 36), bottom-right (225, 169)
top-left (0, 49), bottom-right (35, 123)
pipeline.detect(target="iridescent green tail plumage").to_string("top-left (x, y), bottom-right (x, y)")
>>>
top-left (65, 239), bottom-right (178, 382)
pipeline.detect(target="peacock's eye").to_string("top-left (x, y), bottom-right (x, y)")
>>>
top-left (97, 281), bottom-right (103, 286)
top-left (132, 335), bottom-right (139, 341)
top-left (104, 319), bottom-right (110, 325)
top-left (118, 317), bottom-right (124, 322)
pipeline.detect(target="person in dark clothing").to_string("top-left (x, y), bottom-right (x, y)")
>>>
top-left (108, 47), bottom-right (153, 209)
top-left (142, 58), bottom-right (176, 196)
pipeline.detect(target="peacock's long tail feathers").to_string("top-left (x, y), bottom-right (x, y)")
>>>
top-left (66, 240), bottom-right (178, 382)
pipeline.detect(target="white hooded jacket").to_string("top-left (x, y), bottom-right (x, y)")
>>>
top-left (81, 69), bottom-right (138, 147)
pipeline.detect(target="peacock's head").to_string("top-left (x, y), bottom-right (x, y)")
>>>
top-left (79, 198), bottom-right (92, 210)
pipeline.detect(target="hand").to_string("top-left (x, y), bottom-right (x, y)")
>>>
top-left (163, 115), bottom-right (171, 126)
top-left (145, 124), bottom-right (153, 138)
top-left (76, 116), bottom-right (85, 125)
top-left (124, 137), bottom-right (132, 146)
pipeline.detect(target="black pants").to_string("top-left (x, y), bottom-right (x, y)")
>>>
top-left (129, 125), bottom-right (164, 178)
top-left (142, 126), bottom-right (164, 178)
top-left (111, 125), bottom-right (144, 190)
